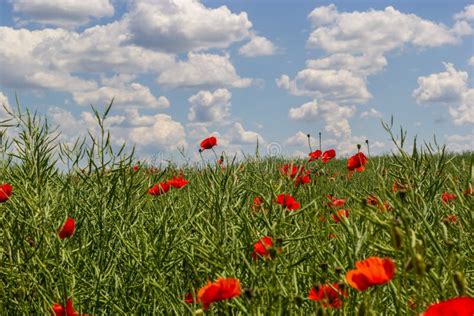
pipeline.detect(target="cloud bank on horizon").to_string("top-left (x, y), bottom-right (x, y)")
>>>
top-left (0, 0), bottom-right (473, 162)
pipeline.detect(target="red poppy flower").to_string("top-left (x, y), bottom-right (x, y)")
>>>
top-left (200, 136), bottom-right (217, 150)
top-left (148, 182), bottom-right (170, 196)
top-left (443, 214), bottom-right (457, 224)
top-left (464, 187), bottom-right (473, 196)
top-left (197, 277), bottom-right (241, 309)
top-left (308, 150), bottom-right (322, 162)
top-left (280, 164), bottom-right (307, 178)
top-left (345, 257), bottom-right (396, 291)
top-left (347, 152), bottom-right (368, 172)
top-left (295, 175), bottom-right (311, 186)
top-left (132, 165), bottom-right (140, 171)
top-left (441, 192), bottom-right (457, 204)
top-left (251, 236), bottom-right (273, 260)
top-left (327, 194), bottom-right (346, 208)
top-left (52, 297), bottom-right (84, 316)
top-left (167, 176), bottom-right (188, 189)
top-left (0, 183), bottom-right (12, 203)
top-left (276, 193), bottom-right (301, 210)
top-left (332, 209), bottom-right (349, 223)
top-left (321, 149), bottom-right (336, 163)
top-left (423, 297), bottom-right (474, 316)
top-left (184, 291), bottom-right (198, 304)
top-left (308, 283), bottom-right (348, 309)
top-left (58, 218), bottom-right (75, 240)
top-left (252, 196), bottom-right (263, 211)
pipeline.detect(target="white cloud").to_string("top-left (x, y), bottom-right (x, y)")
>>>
top-left (454, 4), bottom-right (474, 22)
top-left (306, 53), bottom-right (387, 77)
top-left (127, 0), bottom-right (252, 53)
top-left (11, 0), bottom-right (114, 28)
top-left (445, 134), bottom-right (474, 152)
top-left (157, 53), bottom-right (252, 88)
top-left (413, 63), bottom-right (473, 125)
top-left (285, 131), bottom-right (311, 147)
top-left (469, 56), bottom-right (474, 66)
top-left (72, 74), bottom-right (170, 108)
top-left (226, 122), bottom-right (263, 145)
top-left (307, 5), bottom-right (464, 54)
top-left (288, 100), bottom-right (355, 138)
top-left (308, 4), bottom-right (338, 27)
top-left (187, 88), bottom-right (232, 123)
top-left (239, 35), bottom-right (276, 57)
top-left (360, 108), bottom-right (383, 119)
top-left (277, 69), bottom-right (371, 103)
top-left (0, 91), bottom-right (12, 121)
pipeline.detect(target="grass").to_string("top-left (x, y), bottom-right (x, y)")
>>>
top-left (0, 103), bottom-right (472, 315)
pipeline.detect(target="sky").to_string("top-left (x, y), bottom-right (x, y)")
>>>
top-left (0, 0), bottom-right (473, 163)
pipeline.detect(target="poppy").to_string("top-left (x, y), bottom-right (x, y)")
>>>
top-left (423, 297), bottom-right (474, 316)
top-left (276, 194), bottom-right (301, 210)
top-left (295, 175), bottom-right (311, 186)
top-left (251, 236), bottom-right (274, 260)
top-left (184, 291), bottom-right (198, 304)
top-left (167, 176), bottom-right (188, 189)
top-left (308, 283), bottom-right (347, 309)
top-left (148, 182), bottom-right (170, 196)
top-left (327, 194), bottom-right (346, 208)
top-left (280, 164), bottom-right (307, 179)
top-left (52, 297), bottom-right (85, 316)
top-left (464, 187), bottom-right (473, 196)
top-left (321, 149), bottom-right (336, 163)
top-left (308, 150), bottom-right (322, 162)
top-left (347, 152), bottom-right (368, 172)
top-left (345, 256), bottom-right (396, 291)
top-left (58, 218), bottom-right (75, 240)
top-left (200, 137), bottom-right (217, 150)
top-left (197, 277), bottom-right (241, 309)
top-left (332, 209), bottom-right (349, 223)
top-left (0, 183), bottom-right (12, 203)
top-left (443, 215), bottom-right (457, 224)
top-left (252, 196), bottom-right (263, 211)
top-left (441, 192), bottom-right (457, 204)
top-left (132, 165), bottom-right (140, 171)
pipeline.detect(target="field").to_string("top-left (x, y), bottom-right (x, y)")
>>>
top-left (0, 108), bottom-right (473, 315)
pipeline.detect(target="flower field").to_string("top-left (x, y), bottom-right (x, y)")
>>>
top-left (0, 108), bottom-right (473, 315)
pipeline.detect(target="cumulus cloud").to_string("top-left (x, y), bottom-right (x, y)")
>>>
top-left (187, 89), bottom-right (232, 123)
top-left (157, 53), bottom-right (252, 88)
top-left (469, 56), bottom-right (474, 66)
top-left (306, 53), bottom-right (387, 77)
top-left (0, 91), bottom-right (12, 121)
top-left (285, 131), bottom-right (311, 147)
top-left (454, 4), bottom-right (474, 22)
top-left (127, 0), bottom-right (252, 53)
top-left (413, 63), bottom-right (473, 125)
top-left (289, 100), bottom-right (355, 138)
top-left (226, 122), bottom-right (264, 145)
top-left (239, 35), bottom-right (276, 57)
top-left (11, 0), bottom-right (114, 28)
top-left (444, 134), bottom-right (474, 152)
top-left (360, 108), bottom-right (383, 119)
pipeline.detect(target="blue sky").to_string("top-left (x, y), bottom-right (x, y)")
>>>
top-left (0, 0), bottom-right (472, 163)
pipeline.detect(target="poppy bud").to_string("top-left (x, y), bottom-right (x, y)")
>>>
top-left (307, 134), bottom-right (311, 138)
top-left (391, 226), bottom-right (403, 250)
top-left (454, 271), bottom-right (466, 295)
top-left (334, 266), bottom-right (343, 275)
top-left (244, 287), bottom-right (253, 299)
top-left (357, 144), bottom-right (361, 150)
top-left (320, 262), bottom-right (328, 272)
top-left (365, 139), bottom-right (369, 144)
top-left (414, 254), bottom-right (425, 276)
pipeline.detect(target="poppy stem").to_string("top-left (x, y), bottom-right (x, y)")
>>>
top-left (319, 132), bottom-right (322, 151)
top-left (307, 134), bottom-right (312, 152)
top-left (211, 148), bottom-right (219, 161)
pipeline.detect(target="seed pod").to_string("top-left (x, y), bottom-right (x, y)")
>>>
top-left (454, 272), bottom-right (466, 296)
top-left (414, 254), bottom-right (425, 276)
top-left (391, 226), bottom-right (403, 250)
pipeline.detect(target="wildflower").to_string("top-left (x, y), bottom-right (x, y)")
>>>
top-left (276, 194), bottom-right (301, 210)
top-left (252, 196), bottom-right (263, 211)
top-left (58, 218), bottom-right (75, 240)
top-left (321, 149), bottom-right (336, 163)
top-left (464, 186), bottom-right (473, 196)
top-left (197, 277), bottom-right (241, 309)
top-left (441, 192), bottom-right (457, 204)
top-left (422, 297), bottom-right (474, 316)
top-left (52, 297), bottom-right (84, 316)
top-left (308, 150), bottom-right (322, 162)
top-left (332, 209), bottom-right (349, 223)
top-left (167, 176), bottom-right (188, 189)
top-left (148, 182), bottom-right (170, 196)
top-left (0, 183), bottom-right (12, 203)
top-left (327, 194), bottom-right (346, 208)
top-left (347, 152), bottom-right (368, 172)
top-left (443, 215), bottom-right (457, 224)
top-left (280, 164), bottom-right (306, 179)
top-left (308, 283), bottom-right (347, 309)
top-left (184, 291), bottom-right (197, 304)
top-left (200, 137), bottom-right (217, 150)
top-left (295, 175), bottom-right (311, 186)
top-left (132, 165), bottom-right (140, 171)
top-left (251, 236), bottom-right (273, 260)
top-left (345, 256), bottom-right (396, 291)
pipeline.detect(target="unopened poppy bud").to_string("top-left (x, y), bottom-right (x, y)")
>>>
top-left (195, 309), bottom-right (204, 315)
top-left (269, 247), bottom-right (278, 259)
top-left (365, 139), bottom-right (369, 144)
top-left (334, 266), bottom-right (343, 275)
top-left (454, 272), bottom-right (466, 295)
top-left (198, 149), bottom-right (203, 153)
top-left (275, 238), bottom-right (283, 247)
top-left (357, 144), bottom-right (361, 150)
top-left (244, 287), bottom-right (253, 299)
top-left (307, 134), bottom-right (311, 138)
top-left (414, 254), bottom-right (425, 276)
top-left (391, 226), bottom-right (403, 250)
top-left (337, 282), bottom-right (346, 292)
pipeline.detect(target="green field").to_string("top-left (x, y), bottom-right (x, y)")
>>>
top-left (0, 107), bottom-right (473, 315)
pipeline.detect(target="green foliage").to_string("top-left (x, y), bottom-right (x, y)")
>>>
top-left (0, 104), bottom-right (472, 314)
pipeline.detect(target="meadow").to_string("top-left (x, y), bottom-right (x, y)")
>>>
top-left (0, 104), bottom-right (473, 315)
